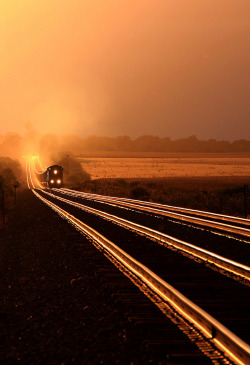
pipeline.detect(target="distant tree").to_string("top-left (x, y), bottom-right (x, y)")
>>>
top-left (230, 139), bottom-right (250, 152)
top-left (114, 136), bottom-right (132, 151)
top-left (133, 135), bottom-right (162, 151)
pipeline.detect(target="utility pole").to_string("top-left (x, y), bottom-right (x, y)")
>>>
top-left (14, 181), bottom-right (20, 205)
top-left (0, 182), bottom-right (5, 225)
top-left (244, 184), bottom-right (249, 219)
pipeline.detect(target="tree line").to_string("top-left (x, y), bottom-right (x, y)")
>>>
top-left (76, 135), bottom-right (250, 153)
top-left (38, 134), bottom-right (250, 154)
top-left (0, 133), bottom-right (250, 159)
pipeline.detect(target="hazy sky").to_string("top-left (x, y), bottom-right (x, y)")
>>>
top-left (0, 0), bottom-right (249, 140)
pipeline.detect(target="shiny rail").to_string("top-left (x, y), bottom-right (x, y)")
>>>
top-left (63, 188), bottom-right (250, 228)
top-left (41, 189), bottom-right (250, 283)
top-left (32, 156), bottom-right (44, 175)
top-left (32, 189), bottom-right (250, 365)
top-left (57, 188), bottom-right (250, 239)
top-left (26, 159), bottom-right (43, 189)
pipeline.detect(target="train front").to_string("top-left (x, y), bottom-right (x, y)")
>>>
top-left (47, 165), bottom-right (63, 188)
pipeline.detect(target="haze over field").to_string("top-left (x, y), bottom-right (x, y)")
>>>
top-left (0, 0), bottom-right (249, 141)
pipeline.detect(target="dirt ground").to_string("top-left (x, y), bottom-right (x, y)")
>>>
top-left (0, 189), bottom-right (209, 364)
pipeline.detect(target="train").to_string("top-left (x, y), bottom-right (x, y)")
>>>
top-left (39, 165), bottom-right (64, 188)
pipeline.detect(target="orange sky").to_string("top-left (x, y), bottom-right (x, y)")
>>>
top-left (0, 0), bottom-right (249, 140)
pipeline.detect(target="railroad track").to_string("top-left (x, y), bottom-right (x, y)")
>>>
top-left (52, 187), bottom-right (250, 267)
top-left (32, 188), bottom-right (250, 365)
top-left (41, 188), bottom-right (250, 285)
top-left (58, 188), bottom-right (250, 240)
top-left (26, 162), bottom-right (250, 364)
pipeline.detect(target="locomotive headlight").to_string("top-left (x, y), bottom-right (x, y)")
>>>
top-left (57, 179), bottom-right (61, 184)
top-left (54, 170), bottom-right (58, 174)
top-left (50, 179), bottom-right (54, 184)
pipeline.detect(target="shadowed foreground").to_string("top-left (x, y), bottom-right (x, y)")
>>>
top-left (0, 189), bottom-right (209, 364)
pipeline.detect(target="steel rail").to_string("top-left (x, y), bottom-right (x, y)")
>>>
top-left (32, 189), bottom-right (250, 365)
top-left (28, 160), bottom-right (43, 189)
top-left (40, 189), bottom-right (250, 282)
top-left (25, 160), bottom-right (31, 189)
top-left (27, 160), bottom-right (35, 189)
top-left (32, 156), bottom-right (44, 175)
top-left (61, 188), bottom-right (250, 228)
top-left (31, 157), bottom-right (49, 190)
top-left (57, 188), bottom-right (250, 238)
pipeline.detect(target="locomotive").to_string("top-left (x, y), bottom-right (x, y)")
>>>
top-left (40, 165), bottom-right (63, 188)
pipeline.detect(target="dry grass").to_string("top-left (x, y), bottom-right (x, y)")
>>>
top-left (79, 153), bottom-right (250, 180)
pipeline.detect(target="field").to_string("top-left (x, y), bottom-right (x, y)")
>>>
top-left (77, 153), bottom-right (250, 217)
top-left (79, 153), bottom-right (250, 179)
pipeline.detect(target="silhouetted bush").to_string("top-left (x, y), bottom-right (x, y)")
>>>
top-left (130, 186), bottom-right (150, 200)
